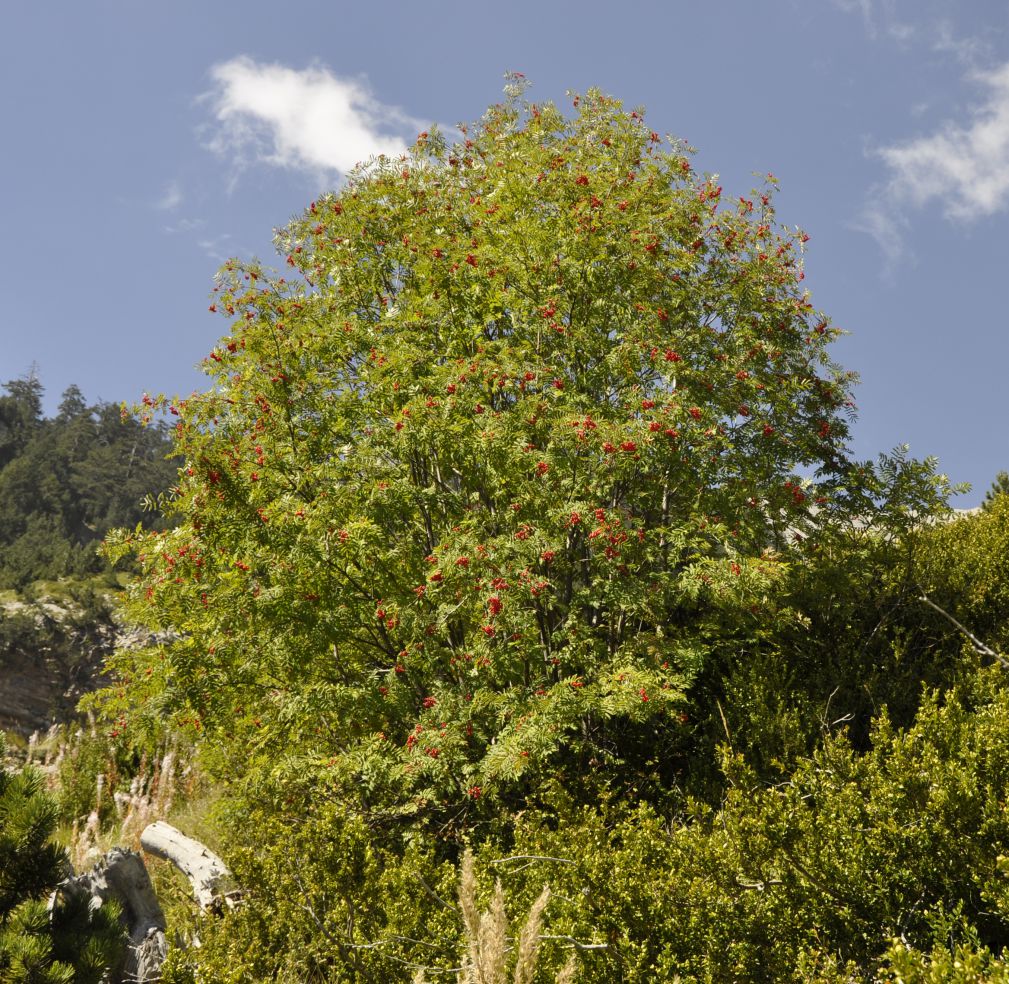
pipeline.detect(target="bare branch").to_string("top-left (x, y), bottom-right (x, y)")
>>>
top-left (917, 587), bottom-right (1009, 668)
top-left (537, 935), bottom-right (609, 950)
top-left (412, 871), bottom-right (459, 912)
top-left (140, 821), bottom-right (235, 912)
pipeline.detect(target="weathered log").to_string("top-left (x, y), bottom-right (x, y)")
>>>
top-left (53, 825), bottom-right (235, 982)
top-left (140, 820), bottom-right (235, 911)
top-left (60, 847), bottom-right (167, 984)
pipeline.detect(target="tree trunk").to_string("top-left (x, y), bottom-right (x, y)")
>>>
top-left (60, 847), bottom-right (167, 984)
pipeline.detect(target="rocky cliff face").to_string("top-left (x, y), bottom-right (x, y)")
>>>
top-left (0, 646), bottom-right (107, 736)
top-left (0, 597), bottom-right (120, 737)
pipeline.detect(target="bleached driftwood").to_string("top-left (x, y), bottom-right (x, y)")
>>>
top-left (60, 847), bottom-right (167, 984)
top-left (52, 826), bottom-right (236, 983)
top-left (140, 820), bottom-right (236, 911)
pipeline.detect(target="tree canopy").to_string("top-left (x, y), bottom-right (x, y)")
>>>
top-left (0, 376), bottom-right (177, 589)
top-left (104, 81), bottom-right (947, 820)
top-left (93, 83), bottom-right (990, 982)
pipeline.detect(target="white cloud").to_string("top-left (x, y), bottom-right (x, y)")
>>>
top-left (155, 180), bottom-right (183, 210)
top-left (197, 233), bottom-right (235, 263)
top-left (830, 0), bottom-right (911, 43)
top-left (203, 57), bottom-right (426, 182)
top-left (931, 20), bottom-right (993, 68)
top-left (847, 204), bottom-right (910, 279)
top-left (163, 217), bottom-right (206, 235)
top-left (875, 61), bottom-right (1009, 221)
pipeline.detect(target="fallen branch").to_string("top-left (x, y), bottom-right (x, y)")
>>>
top-left (140, 821), bottom-right (238, 912)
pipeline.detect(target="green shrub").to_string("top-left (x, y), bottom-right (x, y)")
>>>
top-left (0, 735), bottom-right (125, 982)
top-left (159, 803), bottom-right (461, 984)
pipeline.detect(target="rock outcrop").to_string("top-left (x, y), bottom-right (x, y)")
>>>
top-left (0, 597), bottom-right (166, 737)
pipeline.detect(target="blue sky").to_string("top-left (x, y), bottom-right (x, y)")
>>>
top-left (1, 0), bottom-right (1007, 504)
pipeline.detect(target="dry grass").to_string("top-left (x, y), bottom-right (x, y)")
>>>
top-left (414, 849), bottom-right (577, 984)
top-left (61, 738), bottom-right (181, 870)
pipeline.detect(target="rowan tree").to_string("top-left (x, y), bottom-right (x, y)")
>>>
top-left (104, 80), bottom-right (938, 828)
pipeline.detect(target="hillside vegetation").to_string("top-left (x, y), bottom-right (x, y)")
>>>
top-left (0, 375), bottom-right (177, 589)
top-left (0, 376), bottom-right (176, 735)
top-left (8, 84), bottom-right (1009, 982)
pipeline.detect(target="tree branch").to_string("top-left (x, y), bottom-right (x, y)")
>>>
top-left (917, 587), bottom-right (1009, 669)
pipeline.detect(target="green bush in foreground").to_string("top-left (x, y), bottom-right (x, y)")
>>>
top-left (881, 940), bottom-right (1009, 983)
top-left (0, 736), bottom-right (125, 984)
top-left (156, 667), bottom-right (1009, 982)
top-left (485, 669), bottom-right (1009, 981)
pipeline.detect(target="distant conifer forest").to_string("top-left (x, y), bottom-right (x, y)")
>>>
top-left (0, 373), bottom-right (177, 590)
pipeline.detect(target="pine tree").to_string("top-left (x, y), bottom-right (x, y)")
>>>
top-left (983, 470), bottom-right (1009, 509)
top-left (0, 736), bottom-right (124, 983)
top-left (0, 374), bottom-right (44, 471)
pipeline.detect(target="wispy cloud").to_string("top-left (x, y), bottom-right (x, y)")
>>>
top-left (163, 217), bottom-right (206, 235)
top-left (855, 59), bottom-right (1009, 269)
top-left (831, 1), bottom-right (997, 59)
top-left (197, 233), bottom-right (235, 263)
top-left (876, 61), bottom-right (1009, 222)
top-left (155, 180), bottom-right (183, 210)
top-left (847, 204), bottom-right (910, 280)
top-left (202, 57), bottom-right (427, 184)
top-left (931, 20), bottom-right (994, 69)
top-left (830, 0), bottom-right (912, 43)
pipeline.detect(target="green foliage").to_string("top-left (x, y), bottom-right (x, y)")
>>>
top-left (881, 939), bottom-right (1009, 982)
top-left (98, 81), bottom-right (955, 837)
top-left (159, 803), bottom-right (462, 983)
top-left (0, 748), bottom-right (66, 921)
top-left (0, 375), bottom-right (44, 472)
top-left (445, 673), bottom-right (1009, 981)
top-left (917, 495), bottom-right (1009, 655)
top-left (984, 470), bottom-right (1009, 510)
top-left (0, 611), bottom-right (42, 670)
top-left (52, 738), bottom-right (108, 830)
top-left (669, 448), bottom-right (976, 793)
top-left (53, 727), bottom-right (136, 829)
top-left (159, 669), bottom-right (1009, 981)
top-left (93, 82), bottom-right (988, 982)
top-left (0, 376), bottom-right (177, 590)
top-left (0, 735), bottom-right (125, 983)
top-left (160, 803), bottom-right (584, 984)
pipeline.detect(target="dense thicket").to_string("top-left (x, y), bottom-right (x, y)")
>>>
top-left (87, 83), bottom-right (1009, 982)
top-left (0, 376), bottom-right (177, 588)
top-left (141, 500), bottom-right (1009, 983)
